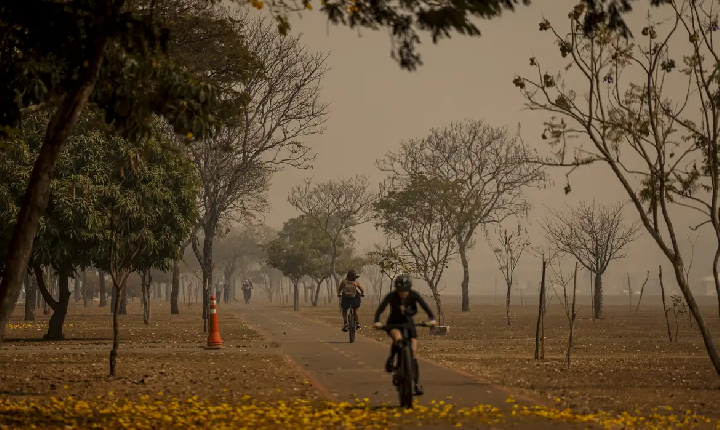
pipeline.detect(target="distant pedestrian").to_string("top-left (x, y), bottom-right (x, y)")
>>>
top-left (242, 280), bottom-right (253, 304)
top-left (223, 282), bottom-right (230, 304)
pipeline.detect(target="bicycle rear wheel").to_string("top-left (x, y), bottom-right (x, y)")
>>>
top-left (397, 346), bottom-right (414, 408)
top-left (348, 311), bottom-right (356, 343)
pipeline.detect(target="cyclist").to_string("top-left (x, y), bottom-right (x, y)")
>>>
top-left (337, 269), bottom-right (365, 332)
top-left (373, 274), bottom-right (436, 396)
top-left (242, 280), bottom-right (253, 304)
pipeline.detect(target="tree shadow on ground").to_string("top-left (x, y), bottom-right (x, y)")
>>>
top-left (2, 337), bottom-right (112, 342)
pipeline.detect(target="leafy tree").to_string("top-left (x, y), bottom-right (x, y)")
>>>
top-left (542, 201), bottom-right (640, 319)
top-left (367, 242), bottom-right (420, 281)
top-left (378, 119), bottom-right (544, 312)
top-left (288, 175), bottom-right (374, 297)
top-left (263, 220), bottom-right (316, 311)
top-left (0, 111), bottom-right (107, 339)
top-left (374, 174), bottom-right (458, 325)
top-left (264, 0), bottom-right (657, 70)
top-left (214, 224), bottom-right (275, 300)
top-left (91, 123), bottom-right (199, 376)
top-left (258, 264), bottom-right (283, 302)
top-left (513, 0), bottom-right (720, 374)
top-left (0, 0), bottom-right (220, 343)
top-left (269, 215), bottom-right (356, 306)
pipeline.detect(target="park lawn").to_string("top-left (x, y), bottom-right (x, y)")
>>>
top-left (296, 297), bottom-right (720, 420)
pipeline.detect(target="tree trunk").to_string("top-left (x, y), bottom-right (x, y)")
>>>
top-left (181, 279), bottom-right (186, 307)
top-left (325, 279), bottom-right (332, 304)
top-left (567, 262), bottom-right (579, 368)
top-left (303, 282), bottom-right (308, 303)
top-left (567, 316), bottom-right (576, 368)
top-left (312, 280), bottom-right (322, 307)
top-left (120, 287), bottom-right (127, 315)
top-left (330, 243), bottom-right (340, 294)
top-left (505, 282), bottom-right (512, 327)
top-left (670, 262), bottom-right (720, 375)
top-left (594, 272), bottom-right (603, 319)
top-left (713, 247), bottom-right (720, 319)
top-left (24, 273), bottom-right (36, 321)
top-left (293, 280), bottom-right (299, 311)
top-left (459, 242), bottom-right (470, 312)
top-left (99, 271), bottom-right (107, 307)
top-left (429, 288), bottom-right (444, 326)
top-left (141, 272), bottom-right (151, 325)
top-left (110, 283), bottom-right (117, 313)
top-left (46, 272), bottom-right (71, 340)
top-left (589, 272), bottom-right (595, 321)
top-left (201, 227), bottom-right (216, 332)
top-left (171, 260), bottom-right (180, 314)
top-left (82, 270), bottom-right (89, 307)
top-left (165, 282), bottom-right (170, 303)
top-left (0, 40), bottom-right (108, 342)
top-left (74, 277), bottom-right (81, 303)
top-left (534, 260), bottom-right (547, 360)
top-left (110, 280), bottom-right (121, 376)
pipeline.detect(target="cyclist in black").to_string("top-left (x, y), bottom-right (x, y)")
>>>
top-left (373, 274), bottom-right (436, 396)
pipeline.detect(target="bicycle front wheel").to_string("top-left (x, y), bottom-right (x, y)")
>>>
top-left (398, 346), bottom-right (414, 408)
top-left (348, 312), bottom-right (356, 343)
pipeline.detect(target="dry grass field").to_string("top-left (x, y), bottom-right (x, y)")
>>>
top-left (1, 295), bottom-right (719, 428)
top-left (295, 295), bottom-right (720, 419)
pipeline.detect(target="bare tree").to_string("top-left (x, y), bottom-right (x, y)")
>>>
top-left (487, 222), bottom-right (529, 326)
top-left (547, 257), bottom-right (581, 368)
top-left (374, 175), bottom-right (458, 325)
top-left (377, 120), bottom-right (545, 312)
top-left (634, 271), bottom-right (651, 315)
top-left (361, 262), bottom-right (385, 306)
top-left (529, 244), bottom-right (560, 360)
top-left (542, 201), bottom-right (640, 319)
top-left (514, 0), bottom-right (720, 374)
top-left (182, 13), bottom-right (328, 330)
top-left (287, 175), bottom-right (374, 298)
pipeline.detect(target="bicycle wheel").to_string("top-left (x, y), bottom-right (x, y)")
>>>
top-left (398, 346), bottom-right (414, 408)
top-left (348, 311), bottom-right (355, 343)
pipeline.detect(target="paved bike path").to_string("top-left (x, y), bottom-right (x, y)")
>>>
top-left (237, 305), bottom-right (591, 429)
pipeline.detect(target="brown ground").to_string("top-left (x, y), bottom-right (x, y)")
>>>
top-left (295, 297), bottom-right (720, 419)
top-left (1, 301), bottom-right (316, 404)
top-left (3, 296), bottom-right (720, 428)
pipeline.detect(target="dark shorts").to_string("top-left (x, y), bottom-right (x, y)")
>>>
top-left (340, 295), bottom-right (361, 310)
top-left (385, 321), bottom-right (417, 339)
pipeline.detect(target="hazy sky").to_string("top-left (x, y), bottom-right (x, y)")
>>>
top-left (250, 1), bottom-right (717, 296)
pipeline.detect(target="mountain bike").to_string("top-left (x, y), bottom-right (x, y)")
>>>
top-left (340, 294), bottom-right (364, 343)
top-left (375, 321), bottom-right (431, 409)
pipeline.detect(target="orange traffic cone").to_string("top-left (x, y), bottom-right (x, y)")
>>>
top-left (206, 295), bottom-right (224, 349)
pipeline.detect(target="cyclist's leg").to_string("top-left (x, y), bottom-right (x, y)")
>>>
top-left (340, 298), bottom-right (350, 330)
top-left (352, 297), bottom-right (361, 328)
top-left (408, 327), bottom-right (423, 394)
top-left (385, 328), bottom-right (402, 372)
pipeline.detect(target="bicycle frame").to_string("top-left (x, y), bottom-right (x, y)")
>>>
top-left (340, 294), bottom-right (363, 344)
top-left (376, 322), bottom-right (429, 409)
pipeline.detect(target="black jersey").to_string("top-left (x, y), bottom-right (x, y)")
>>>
top-left (374, 290), bottom-right (435, 323)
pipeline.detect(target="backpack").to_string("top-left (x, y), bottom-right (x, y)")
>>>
top-left (341, 280), bottom-right (357, 297)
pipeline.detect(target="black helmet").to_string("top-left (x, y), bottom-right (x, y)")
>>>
top-left (347, 269), bottom-right (357, 281)
top-left (394, 274), bottom-right (412, 291)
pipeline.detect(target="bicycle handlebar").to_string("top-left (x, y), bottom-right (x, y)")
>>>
top-left (373, 322), bottom-right (434, 329)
